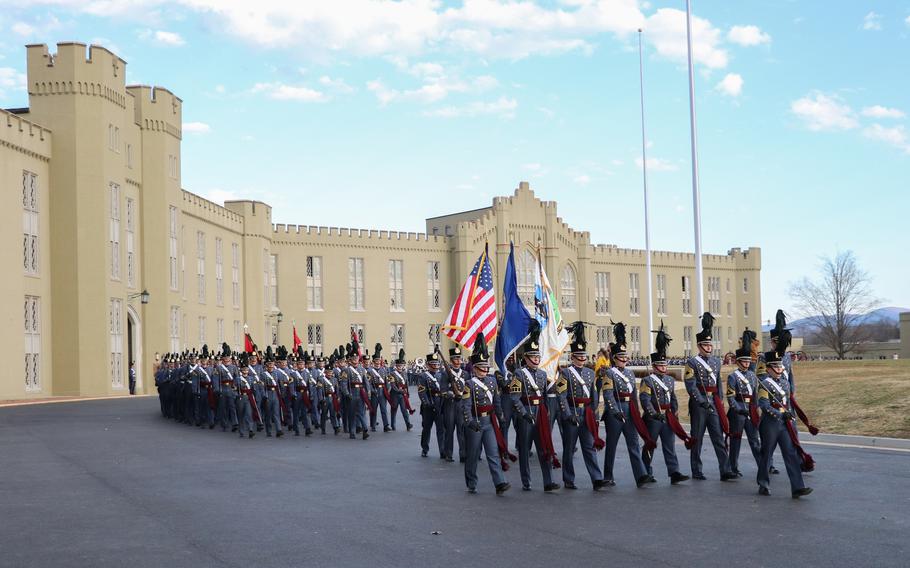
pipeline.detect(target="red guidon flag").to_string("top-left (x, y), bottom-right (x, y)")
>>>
top-left (442, 244), bottom-right (497, 349)
top-left (293, 324), bottom-right (302, 351)
top-left (243, 325), bottom-right (255, 354)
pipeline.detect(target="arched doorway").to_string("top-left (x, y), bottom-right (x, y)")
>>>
top-left (126, 306), bottom-right (142, 394)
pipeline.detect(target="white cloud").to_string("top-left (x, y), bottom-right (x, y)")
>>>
top-left (318, 75), bottom-right (354, 94)
top-left (573, 174), bottom-right (591, 185)
top-left (791, 92), bottom-right (858, 132)
top-left (423, 96), bottom-right (517, 119)
top-left (537, 106), bottom-right (555, 118)
top-left (860, 105), bottom-right (905, 119)
top-left (715, 73), bottom-right (743, 97)
top-left (214, 84), bottom-right (226, 94)
top-left (906, 15), bottom-right (910, 27)
top-left (863, 124), bottom-right (910, 154)
top-left (182, 121), bottom-right (211, 134)
top-left (139, 29), bottom-right (186, 46)
top-left (203, 189), bottom-right (240, 205)
top-left (645, 8), bottom-right (728, 69)
top-left (367, 64), bottom-right (498, 106)
top-left (251, 82), bottom-right (329, 103)
top-left (727, 25), bottom-right (771, 46)
top-left (862, 12), bottom-right (882, 31)
top-left (12, 22), bottom-right (36, 36)
top-left (523, 163), bottom-right (542, 171)
top-left (634, 157), bottom-right (678, 171)
top-left (0, 67), bottom-right (27, 100)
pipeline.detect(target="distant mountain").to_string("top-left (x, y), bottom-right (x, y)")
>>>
top-left (761, 307), bottom-right (909, 334)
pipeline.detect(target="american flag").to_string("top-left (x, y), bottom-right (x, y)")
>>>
top-left (443, 246), bottom-right (497, 349)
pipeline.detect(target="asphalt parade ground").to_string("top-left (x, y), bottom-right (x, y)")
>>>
top-left (1, 395), bottom-right (908, 568)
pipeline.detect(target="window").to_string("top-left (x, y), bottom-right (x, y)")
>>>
top-left (22, 171), bottom-right (39, 275)
top-left (681, 276), bottom-right (692, 316)
top-left (169, 306), bottom-right (180, 353)
top-left (516, 250), bottom-right (536, 307)
top-left (262, 250), bottom-right (270, 309)
top-left (24, 296), bottom-right (40, 392)
top-left (390, 324), bottom-right (405, 354)
top-left (110, 183), bottom-right (121, 280)
top-left (306, 256), bottom-right (323, 310)
top-left (110, 299), bottom-right (124, 388)
top-left (595, 326), bottom-right (612, 350)
top-left (743, 278), bottom-right (749, 293)
top-left (712, 326), bottom-right (722, 352)
top-left (269, 254), bottom-right (278, 310)
top-left (560, 264), bottom-right (577, 311)
top-left (182, 314), bottom-right (188, 351)
top-left (630, 326), bottom-right (642, 356)
top-left (744, 302), bottom-right (749, 317)
top-left (728, 326), bottom-right (733, 345)
top-left (594, 272), bottom-right (610, 315)
top-left (629, 273), bottom-right (640, 315)
top-left (428, 324), bottom-right (441, 351)
top-left (168, 154), bottom-right (178, 178)
top-left (196, 231), bottom-right (206, 304)
top-left (427, 261), bottom-right (441, 311)
top-left (231, 243), bottom-right (240, 308)
top-left (350, 324), bottom-right (365, 345)
top-left (126, 143), bottom-right (133, 169)
top-left (233, 320), bottom-right (241, 350)
top-left (198, 316), bottom-right (207, 345)
top-left (707, 276), bottom-right (721, 315)
top-left (656, 274), bottom-right (667, 316)
top-left (727, 302), bottom-right (731, 317)
top-left (389, 259), bottom-right (404, 311)
top-left (683, 326), bottom-right (693, 357)
top-left (181, 226), bottom-right (186, 300)
top-left (217, 318), bottom-right (224, 344)
top-left (215, 238), bottom-right (224, 306)
top-left (108, 124), bottom-right (120, 151)
top-left (349, 257), bottom-right (365, 311)
top-left (168, 207), bottom-right (178, 291)
top-left (126, 198), bottom-right (135, 288)
top-left (726, 278), bottom-right (731, 293)
top-left (307, 324), bottom-right (323, 354)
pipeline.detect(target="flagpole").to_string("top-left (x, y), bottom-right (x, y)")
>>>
top-left (638, 29), bottom-right (655, 354)
top-left (686, 0), bottom-right (705, 315)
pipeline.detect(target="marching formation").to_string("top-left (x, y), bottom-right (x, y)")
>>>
top-left (154, 310), bottom-right (818, 499)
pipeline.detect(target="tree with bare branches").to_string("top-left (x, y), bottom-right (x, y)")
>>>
top-left (789, 251), bottom-right (880, 359)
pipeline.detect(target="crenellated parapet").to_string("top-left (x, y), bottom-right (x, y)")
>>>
top-left (589, 244), bottom-right (761, 270)
top-left (180, 190), bottom-right (244, 233)
top-left (1, 109), bottom-right (51, 161)
top-left (26, 43), bottom-right (128, 109)
top-left (126, 85), bottom-right (182, 139)
top-left (270, 223), bottom-right (451, 252)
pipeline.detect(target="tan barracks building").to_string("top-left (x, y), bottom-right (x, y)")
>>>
top-left (0, 42), bottom-right (762, 401)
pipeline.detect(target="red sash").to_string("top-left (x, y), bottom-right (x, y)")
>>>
top-left (535, 401), bottom-right (560, 469)
top-left (791, 396), bottom-right (819, 435)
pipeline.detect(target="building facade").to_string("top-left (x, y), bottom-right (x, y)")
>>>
top-left (0, 42), bottom-right (762, 400)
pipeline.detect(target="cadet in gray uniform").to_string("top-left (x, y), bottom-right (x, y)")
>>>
top-left (461, 333), bottom-right (511, 495)
top-left (290, 349), bottom-right (313, 436)
top-left (446, 348), bottom-right (467, 462)
top-left (558, 323), bottom-right (607, 491)
top-left (685, 313), bottom-right (736, 481)
top-left (273, 346), bottom-right (296, 435)
top-left (417, 352), bottom-right (445, 457)
top-left (600, 322), bottom-right (651, 487)
top-left (757, 350), bottom-right (813, 499)
top-left (367, 344), bottom-right (391, 433)
top-left (248, 351), bottom-right (265, 431)
top-left (639, 324), bottom-right (689, 484)
top-left (261, 347), bottom-right (284, 438)
top-left (388, 349), bottom-right (414, 432)
top-left (234, 353), bottom-right (257, 439)
top-left (343, 343), bottom-right (370, 440)
top-left (509, 325), bottom-right (560, 492)
top-left (213, 343), bottom-right (239, 432)
top-left (438, 346), bottom-right (462, 462)
top-left (727, 331), bottom-right (762, 477)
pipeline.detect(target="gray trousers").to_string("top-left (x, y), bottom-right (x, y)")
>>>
top-left (263, 391), bottom-right (282, 435)
top-left (561, 409), bottom-right (603, 486)
top-left (757, 415), bottom-right (806, 492)
top-left (516, 405), bottom-right (553, 488)
top-left (236, 395), bottom-right (253, 436)
top-left (644, 417), bottom-right (681, 477)
top-left (464, 416), bottom-right (506, 490)
top-left (370, 392), bottom-right (389, 430)
top-left (728, 410), bottom-right (763, 472)
top-left (217, 393), bottom-right (238, 430)
top-left (689, 398), bottom-right (731, 477)
top-left (390, 393), bottom-right (411, 430)
top-left (420, 404), bottom-right (444, 454)
top-left (603, 400), bottom-right (647, 482)
top-left (442, 397), bottom-right (458, 458)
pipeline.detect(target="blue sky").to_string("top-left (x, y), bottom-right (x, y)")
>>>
top-left (1, 1), bottom-right (908, 321)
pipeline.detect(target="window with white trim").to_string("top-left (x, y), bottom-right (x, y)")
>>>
top-left (349, 258), bottom-right (365, 311)
top-left (390, 324), bottom-right (405, 354)
top-left (656, 274), bottom-right (667, 316)
top-left (169, 306), bottom-right (180, 353)
top-left (181, 226), bottom-right (186, 300)
top-left (269, 254), bottom-right (278, 310)
top-left (233, 320), bottom-right (241, 350)
top-left (427, 261), bottom-right (440, 311)
top-left (215, 238), bottom-right (224, 306)
top-left (262, 251), bottom-right (270, 309)
top-left (126, 197), bottom-right (135, 288)
top-left (594, 272), bottom-right (610, 315)
top-left (217, 318), bottom-right (224, 344)
top-left (22, 171), bottom-right (39, 276)
top-left (126, 143), bottom-right (133, 169)
top-left (707, 276), bottom-right (721, 315)
top-left (683, 326), bottom-right (693, 357)
top-left (629, 273), bottom-right (640, 316)
top-left (744, 302), bottom-right (749, 317)
top-left (110, 183), bottom-right (121, 280)
top-left (428, 324), bottom-right (441, 351)
top-left (232, 243), bottom-right (241, 308)
top-left (595, 326), bottom-right (612, 350)
top-left (713, 326), bottom-right (722, 352)
top-left (196, 231), bottom-right (206, 304)
top-left (681, 275), bottom-right (692, 316)
top-left (560, 264), bottom-right (577, 311)
top-left (306, 256), bottom-right (323, 310)
top-left (389, 259), bottom-right (404, 311)
top-left (168, 154), bottom-right (178, 178)
top-left (743, 278), bottom-right (749, 293)
top-left (24, 296), bottom-right (41, 392)
top-left (110, 298), bottom-right (124, 388)
top-left (168, 207), bottom-right (178, 291)
top-left (198, 316), bottom-right (207, 345)
top-left (630, 326), bottom-right (642, 356)
top-left (307, 324), bottom-right (323, 354)
top-left (350, 324), bottom-right (365, 345)
top-left (516, 249), bottom-right (535, 307)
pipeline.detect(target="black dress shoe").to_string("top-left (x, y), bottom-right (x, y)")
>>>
top-left (466, 487), bottom-right (477, 494)
top-left (792, 487), bottom-right (813, 499)
top-left (522, 485), bottom-right (532, 491)
top-left (362, 431), bottom-right (369, 440)
top-left (732, 470), bottom-right (743, 478)
top-left (564, 482), bottom-right (578, 490)
top-left (266, 433), bottom-right (273, 438)
top-left (495, 483), bottom-right (511, 495)
top-left (692, 473), bottom-right (707, 480)
top-left (249, 432), bottom-right (255, 439)
top-left (769, 466), bottom-right (780, 475)
top-left (406, 424), bottom-right (413, 431)
top-left (459, 457), bottom-right (466, 463)
top-left (305, 429), bottom-right (312, 436)
top-left (647, 475), bottom-right (657, 483)
top-left (276, 431), bottom-right (284, 438)
top-left (445, 457), bottom-right (455, 463)
top-left (670, 472), bottom-right (690, 484)
top-left (604, 479), bottom-right (616, 487)
top-left (350, 434), bottom-right (356, 440)
top-left (544, 483), bottom-right (561, 492)
top-left (636, 475), bottom-right (651, 488)
top-left (421, 450), bottom-right (428, 457)
top-left (721, 472), bottom-right (738, 482)
top-left (758, 487), bottom-right (770, 496)
top-left (384, 426), bottom-right (391, 432)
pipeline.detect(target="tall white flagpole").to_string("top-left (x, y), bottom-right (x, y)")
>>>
top-left (638, 29), bottom-right (655, 354)
top-left (685, 0), bottom-right (705, 316)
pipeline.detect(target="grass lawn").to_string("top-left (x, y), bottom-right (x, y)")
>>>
top-left (670, 359), bottom-right (910, 439)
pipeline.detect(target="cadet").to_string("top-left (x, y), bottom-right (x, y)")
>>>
top-left (335, 349), bottom-right (351, 434)
top-left (438, 346), bottom-right (462, 462)
top-left (343, 344), bottom-right (370, 440)
top-left (445, 347), bottom-right (468, 462)
top-left (558, 323), bottom-right (607, 491)
top-left (600, 322), bottom-right (652, 488)
top-left (272, 346), bottom-right (297, 434)
top-left (304, 351), bottom-right (323, 431)
top-left (314, 354), bottom-right (341, 435)
top-left (509, 325), bottom-right (560, 492)
top-left (639, 324), bottom-right (690, 484)
top-left (685, 313), bottom-right (736, 481)
top-left (461, 333), bottom-right (511, 495)
top-left (388, 349), bottom-right (414, 432)
top-left (367, 344), bottom-right (391, 433)
top-left (290, 348), bottom-right (314, 436)
top-left (260, 347), bottom-right (284, 438)
top-left (756, 350), bottom-right (813, 498)
top-left (248, 350), bottom-right (265, 431)
top-left (727, 330), bottom-right (762, 477)
top-left (211, 343), bottom-right (237, 432)
top-left (235, 353), bottom-right (257, 439)
top-left (417, 351), bottom-right (445, 458)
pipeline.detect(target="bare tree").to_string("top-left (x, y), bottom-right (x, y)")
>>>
top-left (789, 250), bottom-right (880, 359)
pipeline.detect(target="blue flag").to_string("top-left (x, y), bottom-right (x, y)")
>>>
top-left (494, 242), bottom-right (534, 373)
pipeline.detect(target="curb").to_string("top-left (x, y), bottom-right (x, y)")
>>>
top-left (679, 422), bottom-right (910, 452)
top-left (0, 394), bottom-right (155, 408)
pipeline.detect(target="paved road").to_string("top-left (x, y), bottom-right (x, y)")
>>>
top-left (1, 396), bottom-right (908, 568)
